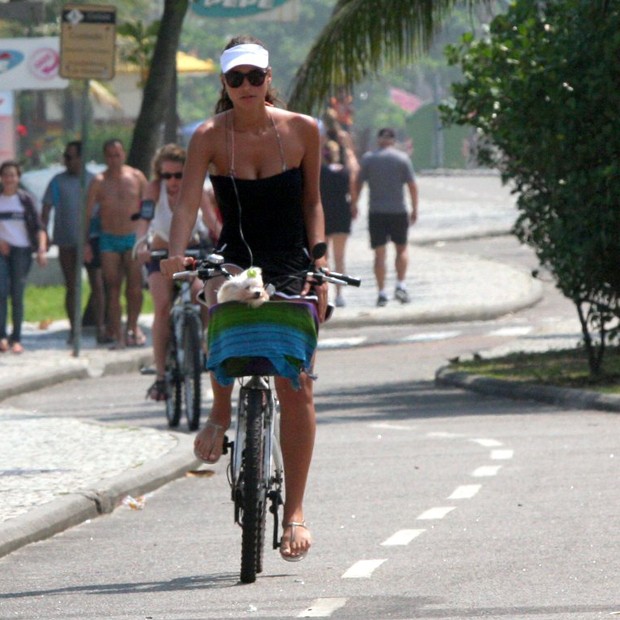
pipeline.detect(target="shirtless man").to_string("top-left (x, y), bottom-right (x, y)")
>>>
top-left (85, 139), bottom-right (148, 348)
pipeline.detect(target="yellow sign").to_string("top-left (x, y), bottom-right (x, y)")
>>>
top-left (60, 4), bottom-right (116, 80)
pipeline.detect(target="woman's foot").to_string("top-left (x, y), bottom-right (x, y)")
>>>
top-left (194, 419), bottom-right (229, 463)
top-left (280, 521), bottom-right (311, 562)
top-left (0, 338), bottom-right (8, 352)
top-left (11, 342), bottom-right (23, 354)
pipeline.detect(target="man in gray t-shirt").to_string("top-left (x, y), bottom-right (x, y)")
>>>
top-left (355, 128), bottom-right (418, 306)
top-left (42, 141), bottom-right (106, 344)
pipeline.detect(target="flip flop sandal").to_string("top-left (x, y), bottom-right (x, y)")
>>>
top-left (146, 379), bottom-right (168, 401)
top-left (126, 329), bottom-right (146, 347)
top-left (280, 521), bottom-right (310, 562)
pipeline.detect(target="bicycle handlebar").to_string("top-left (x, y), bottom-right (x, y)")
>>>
top-left (172, 253), bottom-right (362, 289)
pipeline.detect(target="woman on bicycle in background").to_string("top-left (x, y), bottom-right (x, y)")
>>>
top-left (136, 144), bottom-right (221, 402)
top-left (161, 35), bottom-right (328, 562)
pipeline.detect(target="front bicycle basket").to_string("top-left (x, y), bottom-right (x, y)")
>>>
top-left (206, 301), bottom-right (318, 388)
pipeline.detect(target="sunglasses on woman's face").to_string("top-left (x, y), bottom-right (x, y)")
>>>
top-left (161, 172), bottom-right (183, 180)
top-left (224, 68), bottom-right (268, 88)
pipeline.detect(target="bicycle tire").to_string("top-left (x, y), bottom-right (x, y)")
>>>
top-left (239, 389), bottom-right (267, 584)
top-left (164, 337), bottom-right (182, 428)
top-left (182, 311), bottom-right (202, 431)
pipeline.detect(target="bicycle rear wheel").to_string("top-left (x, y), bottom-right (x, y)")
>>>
top-left (239, 388), bottom-right (267, 584)
top-left (182, 311), bottom-right (202, 432)
top-left (164, 337), bottom-right (182, 428)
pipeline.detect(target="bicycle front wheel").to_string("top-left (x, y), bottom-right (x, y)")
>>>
top-left (239, 389), bottom-right (267, 584)
top-left (182, 311), bottom-right (202, 432)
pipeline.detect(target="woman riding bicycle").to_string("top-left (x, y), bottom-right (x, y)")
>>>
top-left (136, 144), bottom-right (221, 401)
top-left (161, 36), bottom-right (328, 562)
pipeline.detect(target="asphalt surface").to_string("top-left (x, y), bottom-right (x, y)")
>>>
top-left (1, 172), bottom-right (615, 559)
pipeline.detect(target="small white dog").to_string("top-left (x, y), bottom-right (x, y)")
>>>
top-left (217, 267), bottom-right (270, 308)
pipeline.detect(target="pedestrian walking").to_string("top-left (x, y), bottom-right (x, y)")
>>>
top-left (320, 138), bottom-right (357, 307)
top-left (42, 141), bottom-right (107, 345)
top-left (161, 35), bottom-right (328, 561)
top-left (84, 139), bottom-right (148, 349)
top-left (354, 127), bottom-right (418, 306)
top-left (0, 160), bottom-right (48, 354)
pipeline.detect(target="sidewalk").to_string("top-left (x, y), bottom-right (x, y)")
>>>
top-left (0, 173), bottom-right (573, 558)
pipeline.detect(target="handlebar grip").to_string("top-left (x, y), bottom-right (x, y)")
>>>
top-left (172, 270), bottom-right (197, 280)
top-left (323, 270), bottom-right (362, 287)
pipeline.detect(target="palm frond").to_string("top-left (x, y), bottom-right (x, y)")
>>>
top-left (287, 0), bottom-right (464, 113)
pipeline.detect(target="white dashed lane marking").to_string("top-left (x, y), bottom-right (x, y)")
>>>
top-left (472, 465), bottom-right (503, 477)
top-left (448, 484), bottom-right (482, 499)
top-left (471, 438), bottom-right (503, 447)
top-left (491, 449), bottom-right (514, 460)
top-left (298, 598), bottom-right (348, 617)
top-left (381, 529), bottom-right (426, 546)
top-left (319, 336), bottom-right (367, 349)
top-left (488, 326), bottom-right (533, 337)
top-left (342, 559), bottom-right (387, 579)
top-left (417, 506), bottom-right (456, 520)
top-left (401, 330), bottom-right (461, 343)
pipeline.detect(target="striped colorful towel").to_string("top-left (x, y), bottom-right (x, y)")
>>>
top-left (206, 300), bottom-right (319, 389)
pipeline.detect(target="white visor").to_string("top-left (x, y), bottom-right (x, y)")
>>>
top-left (220, 44), bottom-right (269, 74)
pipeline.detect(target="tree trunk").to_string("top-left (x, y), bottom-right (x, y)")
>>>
top-left (127, 0), bottom-right (188, 175)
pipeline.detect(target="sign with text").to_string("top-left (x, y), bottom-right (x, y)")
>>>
top-left (60, 4), bottom-right (116, 80)
top-left (191, 0), bottom-right (291, 18)
top-left (0, 37), bottom-right (68, 90)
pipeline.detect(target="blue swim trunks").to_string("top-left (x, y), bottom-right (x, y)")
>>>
top-left (99, 232), bottom-right (136, 254)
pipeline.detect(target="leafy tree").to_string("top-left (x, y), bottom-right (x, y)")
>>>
top-left (442, 0), bottom-right (620, 376)
top-left (287, 0), bottom-right (484, 114)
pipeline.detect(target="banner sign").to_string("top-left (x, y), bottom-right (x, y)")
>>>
top-left (0, 37), bottom-right (68, 90)
top-left (191, 0), bottom-right (291, 18)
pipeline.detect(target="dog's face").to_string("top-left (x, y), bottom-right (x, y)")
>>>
top-left (217, 267), bottom-right (269, 307)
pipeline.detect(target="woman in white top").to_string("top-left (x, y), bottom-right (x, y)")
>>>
top-left (0, 160), bottom-right (47, 354)
top-left (136, 144), bottom-right (221, 401)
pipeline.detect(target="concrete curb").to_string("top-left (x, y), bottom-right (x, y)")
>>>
top-left (435, 366), bottom-right (620, 413)
top-left (0, 434), bottom-right (200, 558)
top-left (326, 278), bottom-right (544, 329)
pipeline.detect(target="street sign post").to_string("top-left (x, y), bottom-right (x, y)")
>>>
top-left (60, 4), bottom-right (116, 356)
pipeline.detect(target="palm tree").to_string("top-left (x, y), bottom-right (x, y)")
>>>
top-left (127, 0), bottom-right (188, 174)
top-left (287, 0), bottom-right (475, 114)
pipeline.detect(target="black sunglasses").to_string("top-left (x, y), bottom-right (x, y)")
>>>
top-left (224, 68), bottom-right (268, 88)
top-left (160, 172), bottom-right (183, 180)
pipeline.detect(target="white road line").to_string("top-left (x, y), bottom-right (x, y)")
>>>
top-left (342, 559), bottom-right (386, 579)
top-left (401, 330), bottom-right (461, 343)
top-left (472, 465), bottom-right (502, 477)
top-left (381, 529), bottom-right (426, 546)
top-left (298, 598), bottom-right (348, 617)
top-left (491, 449), bottom-right (514, 460)
top-left (448, 484), bottom-right (482, 499)
top-left (471, 438), bottom-right (503, 447)
top-left (318, 336), bottom-right (366, 349)
top-left (370, 422), bottom-right (416, 431)
top-left (427, 431), bottom-right (463, 439)
top-left (417, 506), bottom-right (456, 520)
top-left (488, 326), bottom-right (533, 337)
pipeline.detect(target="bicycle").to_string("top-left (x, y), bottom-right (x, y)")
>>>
top-left (175, 246), bottom-right (361, 583)
top-left (152, 249), bottom-right (205, 432)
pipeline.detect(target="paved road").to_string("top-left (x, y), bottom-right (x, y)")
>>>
top-left (0, 172), bottom-right (611, 560)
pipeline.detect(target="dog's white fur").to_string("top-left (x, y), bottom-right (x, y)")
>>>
top-left (217, 267), bottom-right (270, 307)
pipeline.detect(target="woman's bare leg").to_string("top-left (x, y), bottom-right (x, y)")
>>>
top-left (275, 374), bottom-right (316, 557)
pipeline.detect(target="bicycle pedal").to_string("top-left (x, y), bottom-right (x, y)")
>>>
top-left (222, 436), bottom-right (232, 454)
